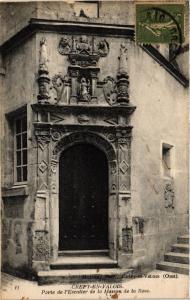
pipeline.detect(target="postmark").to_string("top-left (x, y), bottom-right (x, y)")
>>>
top-left (136, 3), bottom-right (185, 44)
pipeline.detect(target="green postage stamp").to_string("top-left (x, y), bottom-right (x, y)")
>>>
top-left (136, 3), bottom-right (185, 44)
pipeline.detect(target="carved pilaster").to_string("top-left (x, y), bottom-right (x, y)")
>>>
top-left (68, 67), bottom-right (79, 104)
top-left (32, 128), bottom-right (51, 268)
top-left (116, 128), bottom-right (132, 252)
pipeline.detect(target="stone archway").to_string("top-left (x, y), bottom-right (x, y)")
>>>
top-left (50, 132), bottom-right (118, 260)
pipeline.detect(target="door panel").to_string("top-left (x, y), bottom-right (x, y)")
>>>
top-left (59, 143), bottom-right (108, 250)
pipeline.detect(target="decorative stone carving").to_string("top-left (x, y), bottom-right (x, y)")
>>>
top-left (133, 217), bottom-right (145, 234)
top-left (52, 74), bottom-right (70, 104)
top-left (36, 135), bottom-right (51, 151)
top-left (58, 35), bottom-right (109, 67)
top-left (116, 129), bottom-right (131, 144)
top-left (78, 77), bottom-right (91, 102)
top-left (122, 226), bottom-right (133, 253)
top-left (117, 43), bottom-right (129, 104)
top-left (37, 38), bottom-right (50, 104)
top-left (77, 114), bottom-right (90, 124)
top-left (51, 182), bottom-right (57, 194)
top-left (104, 116), bottom-right (118, 125)
top-left (119, 160), bottom-right (129, 174)
top-left (110, 161), bottom-right (117, 175)
top-left (50, 159), bottom-right (58, 174)
top-left (58, 36), bottom-right (71, 55)
top-left (50, 113), bottom-right (65, 124)
top-left (33, 230), bottom-right (49, 261)
top-left (96, 39), bottom-right (109, 57)
top-left (103, 76), bottom-right (117, 106)
top-left (39, 160), bottom-right (48, 173)
top-left (164, 183), bottom-right (175, 209)
top-left (51, 131), bottom-right (62, 141)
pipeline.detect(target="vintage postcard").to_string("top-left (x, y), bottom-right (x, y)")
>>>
top-left (0, 0), bottom-right (189, 299)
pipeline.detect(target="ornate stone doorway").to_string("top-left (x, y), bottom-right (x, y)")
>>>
top-left (59, 143), bottom-right (109, 251)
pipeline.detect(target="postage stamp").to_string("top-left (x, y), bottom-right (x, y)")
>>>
top-left (136, 3), bottom-right (185, 44)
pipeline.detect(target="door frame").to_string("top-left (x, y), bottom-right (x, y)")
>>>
top-left (49, 132), bottom-right (118, 261)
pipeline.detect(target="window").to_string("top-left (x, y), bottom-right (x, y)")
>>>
top-left (162, 143), bottom-right (173, 177)
top-left (15, 116), bottom-right (27, 182)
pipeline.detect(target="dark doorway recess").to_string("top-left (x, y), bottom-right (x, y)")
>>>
top-left (59, 143), bottom-right (109, 250)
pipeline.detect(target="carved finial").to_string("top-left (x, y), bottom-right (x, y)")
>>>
top-left (37, 37), bottom-right (50, 104)
top-left (39, 37), bottom-right (49, 73)
top-left (116, 43), bottom-right (130, 105)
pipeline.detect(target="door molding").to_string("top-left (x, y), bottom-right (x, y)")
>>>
top-left (49, 131), bottom-right (118, 260)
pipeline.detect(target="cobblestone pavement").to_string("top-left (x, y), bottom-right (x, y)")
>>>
top-left (1, 270), bottom-right (189, 300)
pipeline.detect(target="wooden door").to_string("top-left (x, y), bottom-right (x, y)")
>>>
top-left (59, 143), bottom-right (108, 250)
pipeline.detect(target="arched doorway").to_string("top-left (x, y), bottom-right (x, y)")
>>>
top-left (59, 143), bottom-right (109, 251)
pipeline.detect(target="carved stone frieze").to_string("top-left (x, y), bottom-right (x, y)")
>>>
top-left (58, 35), bottom-right (109, 67)
top-left (164, 183), bottom-right (174, 209)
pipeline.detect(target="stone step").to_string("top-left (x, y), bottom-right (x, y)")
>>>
top-left (58, 249), bottom-right (109, 256)
top-left (156, 261), bottom-right (189, 275)
top-left (164, 252), bottom-right (189, 264)
top-left (50, 256), bottom-right (118, 270)
top-left (171, 244), bottom-right (189, 254)
top-left (38, 268), bottom-right (134, 285)
top-left (177, 235), bottom-right (189, 244)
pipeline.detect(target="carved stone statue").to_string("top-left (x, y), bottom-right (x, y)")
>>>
top-left (76, 35), bottom-right (92, 53)
top-left (37, 37), bottom-right (50, 104)
top-left (79, 77), bottom-right (91, 102)
top-left (39, 38), bottom-right (48, 72)
top-left (52, 74), bottom-right (70, 104)
top-left (118, 43), bottom-right (128, 76)
top-left (117, 43), bottom-right (130, 104)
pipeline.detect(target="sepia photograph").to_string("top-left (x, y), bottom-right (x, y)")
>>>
top-left (0, 0), bottom-right (189, 299)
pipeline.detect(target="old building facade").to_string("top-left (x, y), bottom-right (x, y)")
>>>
top-left (1, 1), bottom-right (189, 282)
